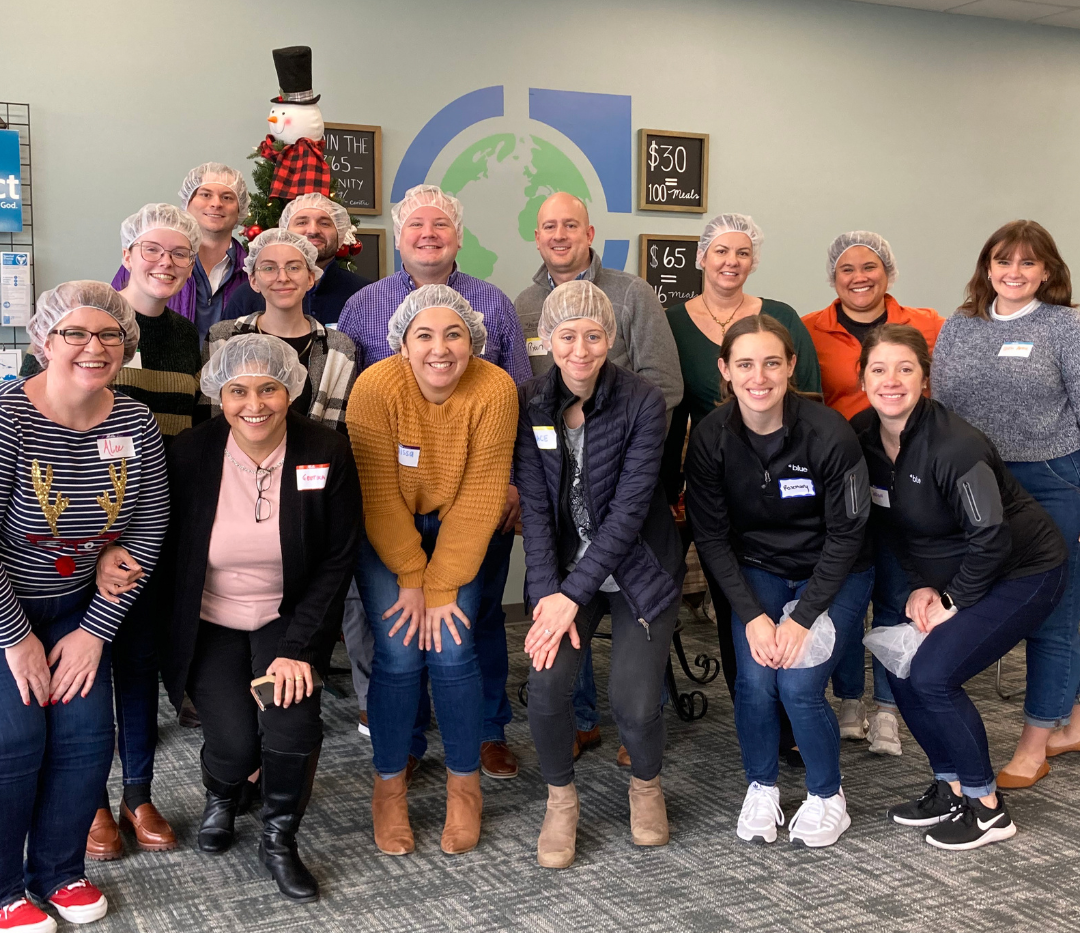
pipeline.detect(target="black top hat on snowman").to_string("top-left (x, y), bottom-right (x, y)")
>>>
top-left (271, 46), bottom-right (321, 105)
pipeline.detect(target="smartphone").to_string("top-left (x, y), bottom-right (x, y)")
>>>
top-left (250, 671), bottom-right (324, 711)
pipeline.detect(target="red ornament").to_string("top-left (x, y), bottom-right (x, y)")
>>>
top-left (349, 242), bottom-right (363, 255)
top-left (245, 225), bottom-right (263, 240)
top-left (335, 245), bottom-right (350, 259)
top-left (54, 556), bottom-right (76, 577)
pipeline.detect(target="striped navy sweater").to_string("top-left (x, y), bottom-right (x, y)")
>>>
top-left (0, 379), bottom-right (168, 647)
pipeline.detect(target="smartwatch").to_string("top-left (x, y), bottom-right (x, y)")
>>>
top-left (940, 592), bottom-right (956, 613)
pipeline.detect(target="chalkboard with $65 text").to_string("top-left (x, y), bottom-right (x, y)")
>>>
top-left (323, 123), bottom-right (382, 215)
top-left (637, 129), bottom-right (709, 213)
top-left (639, 235), bottom-right (702, 309)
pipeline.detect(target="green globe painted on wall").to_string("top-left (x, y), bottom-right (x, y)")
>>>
top-left (440, 133), bottom-right (592, 280)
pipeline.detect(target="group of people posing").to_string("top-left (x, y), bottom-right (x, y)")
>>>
top-left (1, 159), bottom-right (1079, 932)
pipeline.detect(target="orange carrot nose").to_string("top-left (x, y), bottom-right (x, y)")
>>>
top-left (268, 116), bottom-right (279, 124)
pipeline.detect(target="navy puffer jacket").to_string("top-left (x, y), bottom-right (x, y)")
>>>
top-left (515, 361), bottom-right (685, 622)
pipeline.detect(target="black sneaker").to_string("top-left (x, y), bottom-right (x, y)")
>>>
top-left (887, 780), bottom-right (963, 826)
top-left (925, 795), bottom-right (1016, 850)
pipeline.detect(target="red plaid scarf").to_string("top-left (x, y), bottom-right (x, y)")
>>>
top-left (258, 135), bottom-right (331, 200)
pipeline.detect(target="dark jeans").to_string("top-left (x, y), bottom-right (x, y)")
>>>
top-left (731, 567), bottom-right (875, 798)
top-left (0, 587), bottom-right (112, 903)
top-left (1006, 454), bottom-right (1080, 727)
top-left (111, 576), bottom-right (161, 788)
top-left (889, 566), bottom-right (1066, 797)
top-left (474, 529), bottom-right (515, 743)
top-left (527, 591), bottom-right (679, 786)
top-left (357, 512), bottom-right (484, 776)
top-left (187, 617), bottom-right (327, 785)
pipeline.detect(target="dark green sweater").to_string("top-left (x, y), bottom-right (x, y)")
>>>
top-left (660, 298), bottom-right (822, 503)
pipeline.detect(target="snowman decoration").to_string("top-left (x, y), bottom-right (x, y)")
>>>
top-left (257, 46), bottom-right (331, 200)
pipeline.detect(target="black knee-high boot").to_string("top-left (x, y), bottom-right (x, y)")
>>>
top-left (258, 744), bottom-right (321, 902)
top-left (199, 753), bottom-right (245, 854)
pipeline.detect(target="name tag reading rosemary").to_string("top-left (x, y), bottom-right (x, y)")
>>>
top-left (532, 426), bottom-right (557, 450)
top-left (97, 435), bottom-right (135, 460)
top-left (779, 478), bottom-right (816, 499)
top-left (398, 444), bottom-right (420, 468)
top-left (296, 464), bottom-right (330, 490)
top-left (526, 337), bottom-right (547, 357)
top-left (998, 341), bottom-right (1034, 358)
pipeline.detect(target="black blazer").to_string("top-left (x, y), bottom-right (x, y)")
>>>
top-left (160, 410), bottom-right (363, 711)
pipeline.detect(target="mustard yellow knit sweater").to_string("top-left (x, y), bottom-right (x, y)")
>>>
top-left (346, 354), bottom-right (518, 606)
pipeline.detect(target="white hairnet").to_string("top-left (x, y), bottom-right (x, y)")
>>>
top-left (538, 280), bottom-right (616, 346)
top-left (120, 203), bottom-right (202, 253)
top-left (178, 162), bottom-right (251, 221)
top-left (387, 284), bottom-right (486, 356)
top-left (391, 184), bottom-right (464, 248)
top-left (200, 332), bottom-right (309, 402)
top-left (696, 213), bottom-right (764, 271)
top-left (27, 281), bottom-right (140, 367)
top-left (280, 193), bottom-right (356, 247)
top-left (242, 228), bottom-right (323, 282)
top-left (827, 231), bottom-right (898, 287)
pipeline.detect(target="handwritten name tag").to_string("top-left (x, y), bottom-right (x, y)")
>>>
top-left (296, 463), bottom-right (330, 490)
top-left (398, 444), bottom-right (420, 468)
top-left (533, 426), bottom-right (557, 449)
top-left (526, 337), bottom-right (548, 357)
top-left (871, 486), bottom-right (891, 508)
top-left (779, 478), bottom-right (816, 499)
top-left (97, 435), bottom-right (135, 460)
top-left (998, 341), bottom-right (1034, 358)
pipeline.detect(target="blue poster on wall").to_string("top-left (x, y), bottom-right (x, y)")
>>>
top-left (0, 130), bottom-right (23, 233)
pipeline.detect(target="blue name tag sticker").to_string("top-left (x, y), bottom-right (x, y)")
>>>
top-left (779, 478), bottom-right (816, 499)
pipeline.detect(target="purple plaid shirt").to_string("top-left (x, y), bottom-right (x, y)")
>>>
top-left (337, 267), bottom-right (532, 385)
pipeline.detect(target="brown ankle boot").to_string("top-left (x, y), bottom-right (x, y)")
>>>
top-left (371, 773), bottom-right (414, 855)
top-left (441, 770), bottom-right (482, 855)
top-left (628, 775), bottom-right (669, 846)
top-left (537, 783), bottom-right (579, 869)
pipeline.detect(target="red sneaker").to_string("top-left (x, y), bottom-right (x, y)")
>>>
top-left (0, 898), bottom-right (56, 933)
top-left (46, 879), bottom-right (107, 924)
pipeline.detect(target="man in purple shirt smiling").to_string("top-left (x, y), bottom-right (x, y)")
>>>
top-left (338, 184), bottom-right (530, 781)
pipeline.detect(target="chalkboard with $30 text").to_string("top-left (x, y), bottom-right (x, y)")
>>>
top-left (637, 129), bottom-right (709, 213)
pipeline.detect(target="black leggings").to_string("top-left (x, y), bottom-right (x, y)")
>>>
top-left (187, 618), bottom-right (327, 784)
top-left (528, 592), bottom-right (679, 786)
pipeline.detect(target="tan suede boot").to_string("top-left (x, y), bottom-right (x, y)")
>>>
top-left (628, 775), bottom-right (669, 846)
top-left (537, 783), bottom-right (579, 869)
top-left (441, 770), bottom-right (483, 855)
top-left (371, 773), bottom-right (414, 855)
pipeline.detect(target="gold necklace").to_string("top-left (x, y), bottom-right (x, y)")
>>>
top-left (699, 292), bottom-right (746, 337)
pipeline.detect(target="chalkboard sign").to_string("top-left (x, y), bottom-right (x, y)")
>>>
top-left (323, 123), bottom-right (381, 215)
top-left (352, 227), bottom-right (387, 282)
top-left (639, 235), bottom-right (702, 309)
top-left (637, 129), bottom-right (708, 213)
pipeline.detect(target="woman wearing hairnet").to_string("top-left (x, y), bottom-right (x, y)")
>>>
top-left (161, 334), bottom-right (361, 903)
top-left (200, 228), bottom-right (357, 433)
top-left (803, 232), bottom-right (943, 758)
top-left (515, 281), bottom-right (684, 868)
top-left (345, 284), bottom-right (517, 858)
top-left (0, 283), bottom-right (167, 929)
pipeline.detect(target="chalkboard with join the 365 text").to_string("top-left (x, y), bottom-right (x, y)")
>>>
top-left (323, 123), bottom-right (382, 215)
top-left (637, 129), bottom-right (709, 213)
top-left (639, 235), bottom-right (702, 309)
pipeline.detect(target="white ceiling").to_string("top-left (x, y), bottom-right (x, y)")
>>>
top-left (848, 0), bottom-right (1080, 29)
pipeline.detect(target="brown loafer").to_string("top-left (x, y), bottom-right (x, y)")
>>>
top-left (480, 741), bottom-right (519, 779)
top-left (119, 800), bottom-right (178, 851)
top-left (616, 745), bottom-right (631, 768)
top-left (572, 727), bottom-right (601, 761)
top-left (1047, 739), bottom-right (1080, 758)
top-left (405, 754), bottom-right (421, 788)
top-left (996, 759), bottom-right (1050, 789)
top-left (86, 808), bottom-right (123, 861)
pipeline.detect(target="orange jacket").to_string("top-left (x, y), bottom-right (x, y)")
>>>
top-left (802, 295), bottom-right (944, 420)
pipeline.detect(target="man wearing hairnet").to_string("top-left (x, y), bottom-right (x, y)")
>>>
top-left (338, 184), bottom-right (531, 781)
top-left (111, 163), bottom-right (251, 339)
top-left (222, 193), bottom-right (370, 327)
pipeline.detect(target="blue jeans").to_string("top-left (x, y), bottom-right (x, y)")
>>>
top-left (889, 566), bottom-right (1065, 797)
top-left (0, 587), bottom-right (113, 903)
top-left (357, 513), bottom-right (484, 776)
top-left (1006, 454), bottom-right (1080, 727)
top-left (731, 567), bottom-right (874, 798)
top-left (831, 540), bottom-right (908, 707)
top-left (474, 530), bottom-right (515, 743)
top-left (111, 577), bottom-right (161, 787)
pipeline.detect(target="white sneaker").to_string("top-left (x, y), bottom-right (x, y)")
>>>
top-left (357, 710), bottom-right (370, 738)
top-left (788, 788), bottom-right (851, 847)
top-left (868, 710), bottom-right (902, 756)
top-left (736, 782), bottom-right (785, 844)
top-left (838, 699), bottom-right (869, 740)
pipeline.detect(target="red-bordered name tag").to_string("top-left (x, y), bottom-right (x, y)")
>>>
top-left (296, 463), bottom-right (330, 490)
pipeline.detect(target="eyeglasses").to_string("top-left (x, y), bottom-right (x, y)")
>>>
top-left (49, 327), bottom-right (127, 347)
top-left (255, 468), bottom-right (274, 523)
top-left (255, 262), bottom-right (309, 278)
top-left (131, 241), bottom-right (196, 268)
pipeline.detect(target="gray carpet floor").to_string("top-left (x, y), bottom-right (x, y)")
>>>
top-left (86, 608), bottom-right (1080, 933)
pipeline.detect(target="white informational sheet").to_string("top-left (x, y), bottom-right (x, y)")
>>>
top-left (1, 252), bottom-right (31, 326)
top-left (0, 348), bottom-right (21, 382)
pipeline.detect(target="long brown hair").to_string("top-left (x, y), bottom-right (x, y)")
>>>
top-left (959, 220), bottom-right (1074, 320)
top-left (718, 314), bottom-right (799, 402)
top-left (857, 323), bottom-right (931, 382)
